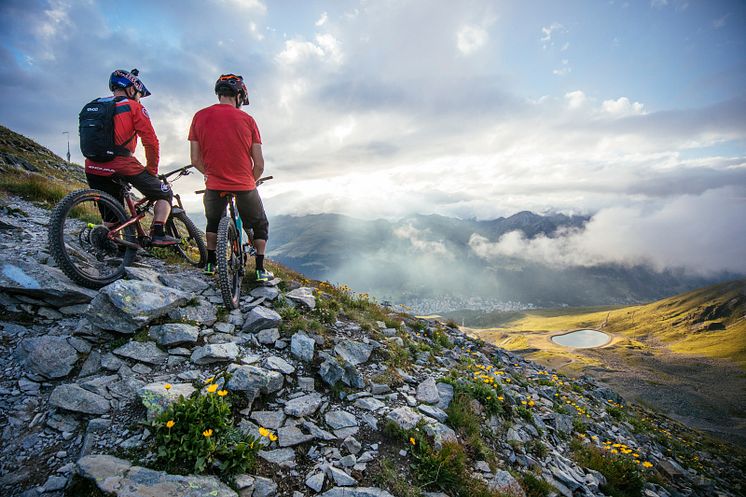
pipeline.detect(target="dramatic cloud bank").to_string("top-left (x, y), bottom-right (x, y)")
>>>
top-left (469, 186), bottom-right (746, 275)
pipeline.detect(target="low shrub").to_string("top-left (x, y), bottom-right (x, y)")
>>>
top-left (519, 471), bottom-right (556, 497)
top-left (570, 439), bottom-right (645, 497)
top-left (152, 376), bottom-right (261, 476)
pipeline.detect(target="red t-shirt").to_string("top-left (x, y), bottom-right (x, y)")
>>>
top-left (188, 104), bottom-right (262, 191)
top-left (85, 97), bottom-right (160, 177)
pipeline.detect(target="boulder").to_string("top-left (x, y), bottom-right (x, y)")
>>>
top-left (256, 328), bottom-right (281, 345)
top-left (15, 336), bottom-right (79, 379)
top-left (290, 332), bottom-right (315, 362)
top-left (148, 323), bottom-right (199, 347)
top-left (284, 393), bottom-right (324, 417)
top-left (159, 274), bottom-right (209, 294)
top-left (49, 384), bottom-right (110, 415)
top-left (0, 260), bottom-right (97, 306)
top-left (138, 383), bottom-right (196, 420)
top-left (416, 377), bottom-right (440, 405)
top-left (241, 306), bottom-right (282, 333)
top-left (87, 280), bottom-right (190, 333)
top-left (250, 410), bottom-right (286, 430)
top-left (227, 365), bottom-right (284, 400)
top-left (319, 358), bottom-right (345, 386)
top-left (112, 341), bottom-right (168, 365)
top-left (264, 355), bottom-right (296, 375)
top-left (191, 343), bottom-right (240, 365)
top-left (325, 410), bottom-right (359, 430)
top-left (77, 454), bottom-right (237, 497)
top-left (319, 488), bottom-right (394, 497)
top-left (386, 407), bottom-right (422, 430)
top-left (286, 287), bottom-right (316, 309)
top-left (250, 286), bottom-right (280, 301)
top-left (335, 340), bottom-right (374, 366)
top-left (168, 297), bottom-right (218, 326)
top-left (488, 470), bottom-right (526, 497)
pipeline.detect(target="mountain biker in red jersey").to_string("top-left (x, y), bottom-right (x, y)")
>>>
top-left (188, 74), bottom-right (272, 281)
top-left (84, 69), bottom-right (177, 245)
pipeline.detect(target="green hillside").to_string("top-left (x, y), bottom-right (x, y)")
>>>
top-left (475, 279), bottom-right (746, 368)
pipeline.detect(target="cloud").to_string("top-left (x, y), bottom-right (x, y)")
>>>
top-left (712, 13), bottom-right (729, 29)
top-left (469, 186), bottom-right (746, 275)
top-left (393, 224), bottom-right (451, 256)
top-left (456, 25), bottom-right (488, 55)
top-left (540, 22), bottom-right (566, 49)
top-left (316, 12), bottom-right (328, 27)
top-left (553, 59), bottom-right (571, 76)
top-left (601, 96), bottom-right (646, 116)
top-left (565, 90), bottom-right (587, 109)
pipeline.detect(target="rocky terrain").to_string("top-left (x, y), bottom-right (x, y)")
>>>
top-left (1, 193), bottom-right (745, 497)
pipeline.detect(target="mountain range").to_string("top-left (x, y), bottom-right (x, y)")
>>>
top-left (267, 211), bottom-right (732, 310)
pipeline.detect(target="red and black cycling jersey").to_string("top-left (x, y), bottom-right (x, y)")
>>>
top-left (85, 97), bottom-right (159, 177)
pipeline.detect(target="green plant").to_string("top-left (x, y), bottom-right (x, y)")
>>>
top-left (373, 457), bottom-right (423, 497)
top-left (515, 406), bottom-right (533, 422)
top-left (526, 439), bottom-right (549, 459)
top-left (570, 439), bottom-right (645, 497)
top-left (152, 376), bottom-right (261, 476)
top-left (446, 392), bottom-right (495, 463)
top-left (444, 376), bottom-right (504, 417)
top-left (519, 471), bottom-right (556, 497)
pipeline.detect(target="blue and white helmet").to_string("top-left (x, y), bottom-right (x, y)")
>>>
top-left (109, 68), bottom-right (151, 97)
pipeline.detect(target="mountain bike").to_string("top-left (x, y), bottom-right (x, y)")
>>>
top-left (48, 165), bottom-right (207, 289)
top-left (195, 176), bottom-right (272, 309)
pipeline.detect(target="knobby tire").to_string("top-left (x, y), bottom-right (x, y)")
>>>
top-left (48, 189), bottom-right (136, 289)
top-left (167, 211), bottom-right (207, 267)
top-left (216, 216), bottom-right (241, 309)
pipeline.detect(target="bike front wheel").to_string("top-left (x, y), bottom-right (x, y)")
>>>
top-left (48, 189), bottom-right (136, 289)
top-left (166, 211), bottom-right (207, 267)
top-left (216, 216), bottom-right (243, 309)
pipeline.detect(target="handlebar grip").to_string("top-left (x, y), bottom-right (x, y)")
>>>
top-left (195, 189), bottom-right (206, 195)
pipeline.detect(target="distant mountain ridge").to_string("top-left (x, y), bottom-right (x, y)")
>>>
top-left (267, 211), bottom-right (730, 309)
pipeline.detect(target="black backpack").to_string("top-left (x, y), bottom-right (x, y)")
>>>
top-left (79, 96), bottom-right (135, 162)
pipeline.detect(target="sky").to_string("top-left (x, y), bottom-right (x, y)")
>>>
top-left (1, 0), bottom-right (745, 274)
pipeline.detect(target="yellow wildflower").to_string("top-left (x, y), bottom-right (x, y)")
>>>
top-left (164, 383), bottom-right (172, 390)
top-left (166, 420), bottom-right (175, 429)
top-left (409, 437), bottom-right (416, 446)
top-left (259, 427), bottom-right (270, 438)
top-left (206, 383), bottom-right (219, 393)
top-left (203, 429), bottom-right (213, 438)
top-left (205, 376), bottom-right (215, 384)
top-left (521, 400), bottom-right (527, 405)
top-left (218, 390), bottom-right (228, 397)
top-left (497, 396), bottom-right (504, 401)
top-left (642, 461), bottom-right (653, 468)
top-left (269, 432), bottom-right (278, 442)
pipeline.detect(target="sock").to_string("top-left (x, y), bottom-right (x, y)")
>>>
top-left (152, 223), bottom-right (165, 236)
top-left (207, 249), bottom-right (216, 265)
top-left (255, 254), bottom-right (264, 272)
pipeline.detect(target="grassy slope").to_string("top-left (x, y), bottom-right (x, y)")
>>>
top-left (477, 279), bottom-right (746, 368)
top-left (0, 124), bottom-right (86, 204)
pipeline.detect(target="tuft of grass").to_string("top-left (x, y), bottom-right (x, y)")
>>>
top-left (0, 172), bottom-right (78, 205)
top-left (519, 471), bottom-right (556, 497)
top-left (373, 457), bottom-right (423, 497)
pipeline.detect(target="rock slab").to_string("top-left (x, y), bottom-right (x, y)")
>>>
top-left (77, 454), bottom-right (237, 497)
top-left (87, 279), bottom-right (191, 333)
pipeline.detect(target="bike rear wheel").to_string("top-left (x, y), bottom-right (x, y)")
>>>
top-left (216, 216), bottom-right (243, 309)
top-left (48, 189), bottom-right (136, 289)
top-left (166, 211), bottom-right (207, 267)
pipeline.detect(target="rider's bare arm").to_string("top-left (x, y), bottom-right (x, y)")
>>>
top-left (251, 143), bottom-right (264, 181)
top-left (190, 140), bottom-right (205, 174)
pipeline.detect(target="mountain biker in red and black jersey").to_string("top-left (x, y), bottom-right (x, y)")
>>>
top-left (84, 69), bottom-right (178, 246)
top-left (189, 74), bottom-right (272, 281)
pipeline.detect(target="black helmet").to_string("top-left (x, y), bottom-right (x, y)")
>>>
top-left (109, 68), bottom-right (151, 97)
top-left (215, 74), bottom-right (249, 106)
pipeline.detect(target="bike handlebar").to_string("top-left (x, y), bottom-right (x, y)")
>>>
top-left (194, 176), bottom-right (273, 195)
top-left (159, 164), bottom-right (194, 181)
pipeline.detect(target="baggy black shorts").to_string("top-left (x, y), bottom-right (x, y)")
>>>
top-left (86, 171), bottom-right (173, 223)
top-left (203, 189), bottom-right (269, 241)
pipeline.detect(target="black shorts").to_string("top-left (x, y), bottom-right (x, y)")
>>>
top-left (203, 189), bottom-right (269, 241)
top-left (86, 171), bottom-right (173, 203)
top-left (86, 172), bottom-right (173, 223)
